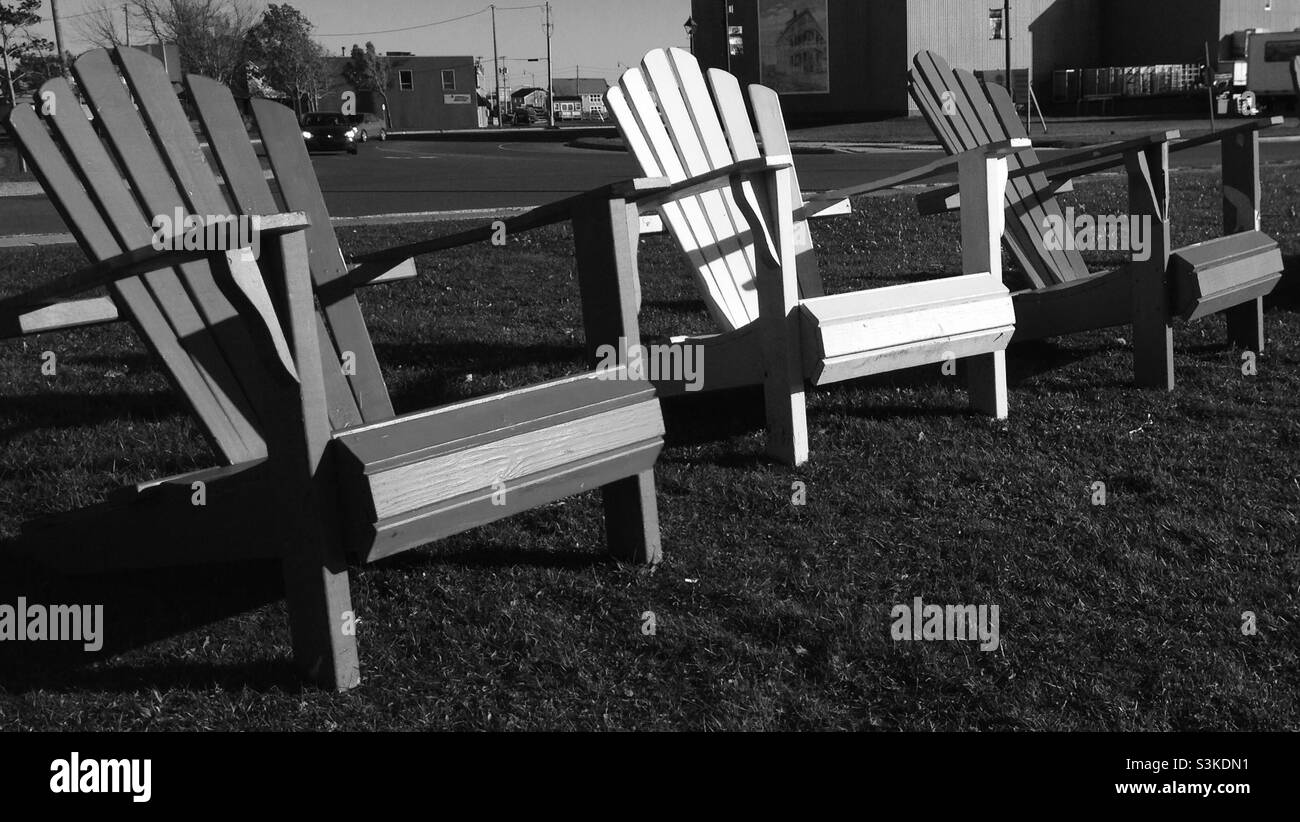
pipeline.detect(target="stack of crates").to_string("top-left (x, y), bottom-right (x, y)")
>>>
top-left (1079, 63), bottom-right (1203, 97)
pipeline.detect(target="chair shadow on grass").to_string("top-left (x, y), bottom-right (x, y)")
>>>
top-left (0, 523), bottom-right (612, 694)
top-left (0, 549), bottom-right (298, 694)
top-left (0, 391), bottom-right (189, 442)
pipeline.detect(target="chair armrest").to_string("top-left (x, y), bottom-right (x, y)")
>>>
top-left (1014, 129), bottom-right (1180, 184)
top-left (628, 156), bottom-right (792, 212)
top-left (347, 176), bottom-right (673, 271)
top-left (1169, 116), bottom-right (1284, 154)
top-left (914, 130), bottom-right (1181, 217)
top-left (804, 138), bottom-right (1030, 207)
top-left (0, 212), bottom-right (310, 310)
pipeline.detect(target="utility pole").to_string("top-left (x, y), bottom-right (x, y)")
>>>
top-left (491, 4), bottom-right (501, 126)
top-left (50, 0), bottom-right (68, 76)
top-left (545, 2), bottom-right (555, 128)
top-left (1004, 0), bottom-right (1011, 104)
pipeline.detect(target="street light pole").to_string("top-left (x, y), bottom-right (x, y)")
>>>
top-left (1004, 0), bottom-right (1011, 98)
top-left (545, 2), bottom-right (555, 128)
top-left (491, 4), bottom-right (501, 126)
top-left (50, 0), bottom-right (68, 75)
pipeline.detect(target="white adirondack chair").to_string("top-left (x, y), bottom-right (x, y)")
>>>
top-left (607, 48), bottom-right (1023, 466)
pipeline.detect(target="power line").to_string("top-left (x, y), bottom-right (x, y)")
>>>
top-left (318, 8), bottom-right (489, 37)
top-left (318, 4), bottom-right (545, 38)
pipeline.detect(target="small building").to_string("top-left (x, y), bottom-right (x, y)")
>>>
top-left (550, 78), bottom-right (609, 118)
top-left (318, 54), bottom-right (483, 131)
top-left (511, 86), bottom-right (550, 110)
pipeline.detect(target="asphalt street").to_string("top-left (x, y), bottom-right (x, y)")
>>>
top-left (1, 137), bottom-right (1298, 238)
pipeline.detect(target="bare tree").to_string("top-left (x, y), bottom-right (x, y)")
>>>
top-left (129, 0), bottom-right (259, 85)
top-left (75, 2), bottom-right (131, 48)
top-left (303, 41), bottom-right (336, 113)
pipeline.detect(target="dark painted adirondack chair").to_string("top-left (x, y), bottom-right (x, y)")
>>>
top-left (1, 47), bottom-right (666, 690)
top-left (909, 50), bottom-right (1284, 390)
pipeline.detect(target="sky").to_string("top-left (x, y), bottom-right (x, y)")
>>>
top-left (37, 0), bottom-right (694, 88)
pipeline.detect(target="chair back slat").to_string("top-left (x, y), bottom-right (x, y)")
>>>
top-left (7, 103), bottom-right (260, 462)
top-left (188, 74), bottom-right (368, 429)
top-left (610, 48), bottom-right (762, 330)
top-left (909, 51), bottom-right (1087, 288)
top-left (73, 50), bottom-right (287, 447)
top-left (2, 48), bottom-right (329, 464)
top-left (745, 82), bottom-right (824, 298)
top-left (251, 97), bottom-right (395, 425)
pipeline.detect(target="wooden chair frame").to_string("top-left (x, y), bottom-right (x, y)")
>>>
top-left (1, 47), bottom-right (667, 690)
top-left (606, 48), bottom-right (1022, 466)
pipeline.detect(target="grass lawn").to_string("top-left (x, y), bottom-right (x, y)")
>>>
top-left (0, 167), bottom-right (1297, 731)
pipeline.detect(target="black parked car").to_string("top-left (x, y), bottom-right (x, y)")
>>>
top-left (300, 112), bottom-right (358, 154)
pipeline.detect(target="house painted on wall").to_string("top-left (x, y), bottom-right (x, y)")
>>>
top-left (776, 9), bottom-right (827, 78)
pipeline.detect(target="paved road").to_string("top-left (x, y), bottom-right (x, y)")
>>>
top-left (2, 138), bottom-right (1298, 238)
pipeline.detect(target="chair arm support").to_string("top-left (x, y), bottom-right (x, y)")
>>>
top-left (0, 212), bottom-right (310, 310)
top-left (1013, 130), bottom-right (1181, 184)
top-left (803, 138), bottom-right (1029, 207)
top-left (628, 156), bottom-right (793, 213)
top-left (347, 176), bottom-right (675, 272)
top-left (1169, 116), bottom-right (1283, 154)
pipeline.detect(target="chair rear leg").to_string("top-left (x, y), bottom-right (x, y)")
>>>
top-left (601, 470), bottom-right (662, 565)
top-left (1225, 297), bottom-right (1265, 354)
top-left (282, 541), bottom-right (360, 691)
top-left (966, 350), bottom-right (1009, 419)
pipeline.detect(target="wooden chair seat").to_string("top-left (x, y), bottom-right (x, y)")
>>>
top-left (798, 274), bottom-right (1015, 386)
top-left (1170, 230), bottom-right (1283, 321)
top-left (333, 371), bottom-right (664, 563)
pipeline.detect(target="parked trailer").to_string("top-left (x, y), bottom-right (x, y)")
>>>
top-left (1223, 29), bottom-right (1300, 109)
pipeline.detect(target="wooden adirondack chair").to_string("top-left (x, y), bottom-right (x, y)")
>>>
top-left (607, 48), bottom-right (1022, 466)
top-left (1, 47), bottom-right (665, 690)
top-left (909, 50), bottom-right (1284, 390)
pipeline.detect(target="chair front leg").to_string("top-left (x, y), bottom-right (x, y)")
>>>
top-left (263, 231), bottom-right (361, 690)
top-left (1222, 130), bottom-right (1266, 353)
top-left (1125, 145), bottom-right (1175, 391)
top-left (572, 192), bottom-right (663, 565)
top-left (738, 168), bottom-right (809, 466)
top-left (957, 151), bottom-right (1010, 420)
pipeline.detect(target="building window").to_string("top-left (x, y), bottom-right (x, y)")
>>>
top-left (441, 69), bottom-right (456, 90)
top-left (989, 8), bottom-right (1005, 40)
top-left (1264, 39), bottom-right (1300, 62)
top-left (398, 70), bottom-right (414, 91)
